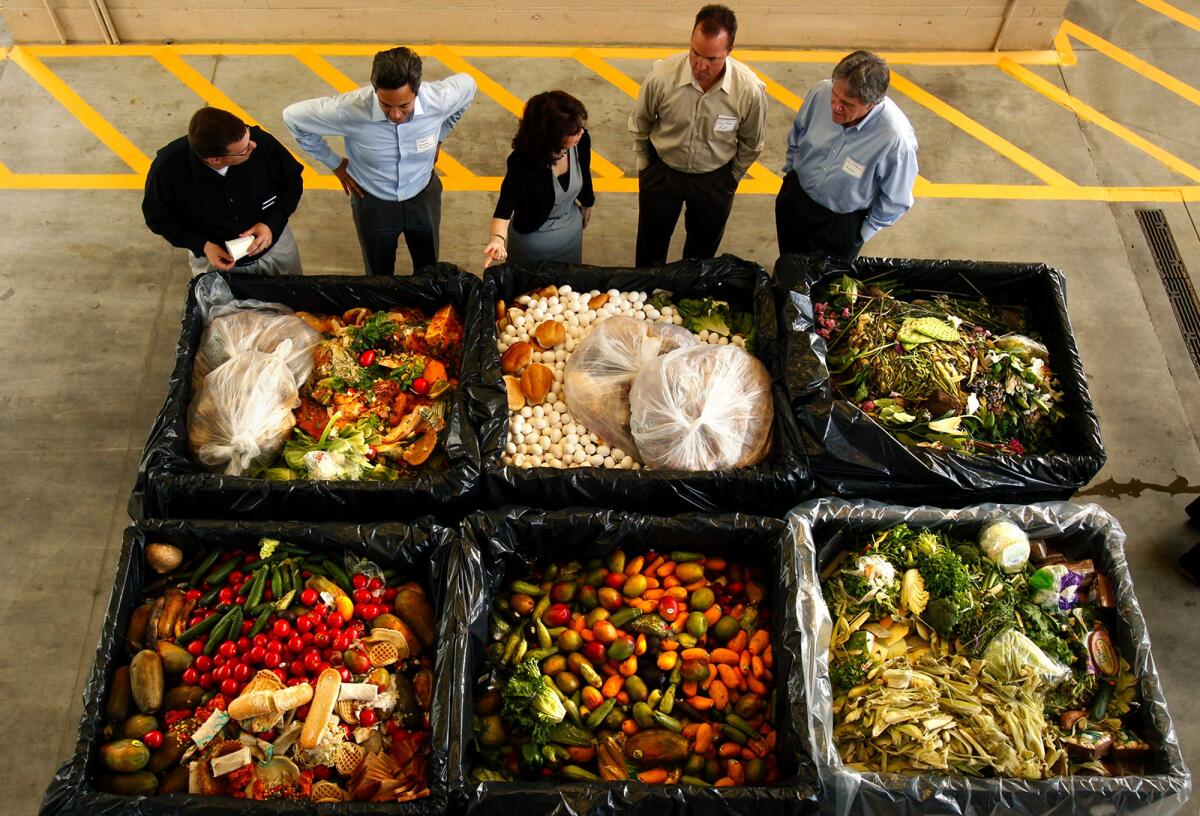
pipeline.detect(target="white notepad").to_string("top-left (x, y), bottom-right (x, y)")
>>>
top-left (225, 235), bottom-right (255, 262)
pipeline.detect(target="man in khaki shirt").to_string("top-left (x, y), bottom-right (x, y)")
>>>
top-left (629, 4), bottom-right (766, 268)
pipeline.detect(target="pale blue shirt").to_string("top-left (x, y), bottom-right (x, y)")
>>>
top-left (782, 80), bottom-right (918, 243)
top-left (283, 76), bottom-right (476, 202)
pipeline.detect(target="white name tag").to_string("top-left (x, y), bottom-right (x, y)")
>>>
top-left (713, 114), bottom-right (738, 133)
top-left (415, 134), bottom-right (437, 153)
top-left (841, 157), bottom-right (866, 179)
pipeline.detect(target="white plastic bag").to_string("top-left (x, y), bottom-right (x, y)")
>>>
top-left (563, 315), bottom-right (698, 457)
top-left (193, 310), bottom-right (321, 388)
top-left (194, 272), bottom-right (291, 323)
top-left (629, 344), bottom-right (773, 471)
top-left (187, 343), bottom-right (300, 476)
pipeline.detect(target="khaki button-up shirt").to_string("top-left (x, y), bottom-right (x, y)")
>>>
top-left (629, 53), bottom-right (767, 179)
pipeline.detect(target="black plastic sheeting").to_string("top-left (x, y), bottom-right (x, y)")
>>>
top-left (775, 254), bottom-right (1106, 506)
top-left (472, 256), bottom-right (811, 515)
top-left (130, 267), bottom-right (487, 522)
top-left (447, 507), bottom-right (821, 816)
top-left (788, 498), bottom-right (1191, 816)
top-left (41, 518), bottom-right (459, 816)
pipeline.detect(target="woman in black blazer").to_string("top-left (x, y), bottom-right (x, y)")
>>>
top-left (483, 91), bottom-right (595, 267)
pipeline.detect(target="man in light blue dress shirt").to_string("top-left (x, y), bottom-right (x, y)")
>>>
top-left (283, 47), bottom-right (476, 275)
top-left (775, 51), bottom-right (918, 259)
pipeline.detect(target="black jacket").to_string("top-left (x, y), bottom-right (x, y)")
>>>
top-left (493, 130), bottom-right (596, 235)
top-left (142, 125), bottom-right (304, 265)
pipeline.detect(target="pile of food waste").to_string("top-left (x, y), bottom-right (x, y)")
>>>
top-left (93, 539), bottom-right (436, 802)
top-left (472, 548), bottom-right (780, 786)
top-left (821, 521), bottom-right (1149, 778)
top-left (814, 275), bottom-right (1065, 456)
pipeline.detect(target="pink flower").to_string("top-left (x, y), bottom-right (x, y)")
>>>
top-left (1005, 439), bottom-right (1026, 455)
top-left (861, 400), bottom-right (876, 412)
top-left (842, 307), bottom-right (851, 317)
top-left (815, 302), bottom-right (827, 314)
top-left (817, 328), bottom-right (830, 339)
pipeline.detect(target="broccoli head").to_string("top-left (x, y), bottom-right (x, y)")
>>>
top-left (830, 653), bottom-right (873, 690)
top-left (917, 547), bottom-right (971, 598)
top-left (922, 596), bottom-right (962, 636)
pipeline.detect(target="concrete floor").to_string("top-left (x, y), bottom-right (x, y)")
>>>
top-left (3, 0), bottom-right (1200, 812)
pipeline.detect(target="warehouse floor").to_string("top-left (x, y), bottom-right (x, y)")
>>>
top-left (3, 0), bottom-right (1200, 810)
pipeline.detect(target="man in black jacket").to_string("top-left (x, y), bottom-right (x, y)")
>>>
top-left (143, 107), bottom-right (304, 275)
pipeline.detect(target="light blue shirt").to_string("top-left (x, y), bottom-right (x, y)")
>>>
top-left (782, 80), bottom-right (918, 243)
top-left (283, 76), bottom-right (476, 202)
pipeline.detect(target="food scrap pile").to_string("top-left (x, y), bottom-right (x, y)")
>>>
top-left (472, 548), bottom-right (780, 786)
top-left (815, 275), bottom-right (1065, 456)
top-left (93, 539), bottom-right (435, 802)
top-left (265, 305), bottom-right (463, 481)
top-left (821, 521), bottom-right (1149, 778)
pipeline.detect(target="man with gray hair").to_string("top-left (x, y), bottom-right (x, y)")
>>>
top-left (775, 50), bottom-right (917, 258)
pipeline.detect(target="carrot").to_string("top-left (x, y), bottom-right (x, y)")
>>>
top-left (644, 589), bottom-right (665, 601)
top-left (717, 664), bottom-right (743, 690)
top-left (681, 680), bottom-right (698, 698)
top-left (663, 575), bottom-right (681, 589)
top-left (751, 656), bottom-right (766, 680)
top-left (718, 742), bottom-right (742, 758)
top-left (762, 644), bottom-right (774, 669)
top-left (645, 556), bottom-right (665, 576)
top-left (665, 586), bottom-right (688, 600)
top-left (682, 723), bottom-right (700, 740)
top-left (622, 718), bottom-right (640, 737)
top-left (693, 723), bottom-right (715, 755)
top-left (746, 675), bottom-right (768, 696)
top-left (635, 634), bottom-right (647, 656)
top-left (656, 561), bottom-right (676, 577)
top-left (625, 555), bottom-right (644, 575)
top-left (703, 605), bottom-right (723, 626)
top-left (714, 777), bottom-right (736, 787)
top-left (749, 629), bottom-right (770, 655)
top-left (739, 650), bottom-right (753, 676)
top-left (879, 615), bottom-right (893, 628)
top-left (709, 680), bottom-right (729, 711)
top-left (619, 655), bottom-right (639, 677)
top-left (616, 691), bottom-right (630, 706)
top-left (645, 576), bottom-right (660, 590)
top-left (741, 746), bottom-right (757, 761)
top-left (672, 617), bottom-right (687, 634)
top-left (580, 629), bottom-right (595, 642)
top-left (638, 768), bottom-right (669, 784)
top-left (657, 651), bottom-right (678, 671)
top-left (701, 668), bottom-right (716, 691)
top-left (705, 556), bottom-right (726, 572)
top-left (567, 745), bottom-right (596, 763)
top-left (710, 648), bottom-right (740, 665)
top-left (600, 661), bottom-right (619, 677)
top-left (638, 599), bottom-right (659, 614)
top-left (422, 359), bottom-right (447, 382)
top-left (747, 739), bottom-right (769, 758)
top-left (681, 648), bottom-right (709, 662)
top-left (659, 639), bottom-right (679, 652)
top-left (572, 615), bottom-right (586, 632)
top-left (727, 629), bottom-right (749, 654)
top-left (684, 578), bottom-right (707, 592)
top-left (687, 695), bottom-right (714, 711)
top-left (726, 759), bottom-right (745, 786)
top-left (602, 674), bottom-right (624, 699)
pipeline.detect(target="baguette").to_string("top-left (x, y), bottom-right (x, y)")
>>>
top-left (300, 669), bottom-right (342, 750)
top-left (228, 684), bottom-right (314, 721)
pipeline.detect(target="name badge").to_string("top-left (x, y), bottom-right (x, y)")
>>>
top-left (713, 114), bottom-right (738, 133)
top-left (841, 157), bottom-right (866, 179)
top-left (261, 195), bottom-right (277, 210)
top-left (415, 134), bottom-right (437, 153)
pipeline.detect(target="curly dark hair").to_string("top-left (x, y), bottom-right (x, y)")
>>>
top-left (694, 4), bottom-right (737, 49)
top-left (512, 91), bottom-right (588, 166)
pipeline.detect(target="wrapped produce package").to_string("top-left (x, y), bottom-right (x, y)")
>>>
top-left (789, 498), bottom-right (1190, 816)
top-left (776, 253), bottom-right (1105, 505)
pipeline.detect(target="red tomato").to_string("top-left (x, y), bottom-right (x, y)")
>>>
top-left (359, 349), bottom-right (377, 367)
top-left (367, 578), bottom-right (384, 592)
top-left (199, 674), bottom-right (214, 690)
top-left (272, 620), bottom-right (292, 639)
top-left (220, 679), bottom-right (239, 697)
top-left (185, 589), bottom-right (202, 602)
top-left (213, 655), bottom-right (227, 668)
top-left (228, 571), bottom-right (244, 586)
top-left (332, 634), bottom-right (352, 652)
top-left (218, 588), bottom-right (235, 604)
top-left (350, 620), bottom-right (366, 633)
top-left (181, 668), bottom-right (199, 685)
top-left (326, 613), bottom-right (344, 630)
top-left (218, 641), bottom-right (238, 658)
top-left (142, 730), bottom-right (164, 750)
top-left (353, 588), bottom-right (372, 604)
top-left (213, 666), bottom-right (230, 682)
top-left (366, 445), bottom-right (377, 461)
top-left (300, 589), bottom-right (319, 607)
top-left (544, 604), bottom-right (571, 627)
top-left (287, 636), bottom-right (305, 655)
top-left (233, 663), bottom-right (252, 681)
top-left (264, 651), bottom-right (283, 669)
top-left (247, 646), bottom-right (266, 665)
top-left (313, 632), bottom-right (331, 649)
top-left (412, 377), bottom-right (430, 395)
top-left (290, 660), bottom-right (307, 678)
top-left (352, 574), bottom-right (369, 590)
top-left (287, 677), bottom-right (305, 687)
top-left (338, 666), bottom-right (353, 682)
top-left (236, 637), bottom-right (250, 650)
top-left (658, 596), bottom-right (679, 622)
top-left (302, 631), bottom-right (315, 645)
top-left (186, 640), bottom-right (204, 656)
top-left (358, 708), bottom-right (378, 727)
top-left (583, 641), bottom-right (607, 664)
top-left (194, 655), bottom-right (213, 672)
top-left (303, 653), bottom-right (323, 673)
top-left (272, 668), bottom-right (288, 684)
top-left (604, 573), bottom-right (626, 589)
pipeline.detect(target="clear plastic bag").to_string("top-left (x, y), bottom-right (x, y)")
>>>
top-left (193, 310), bottom-right (321, 388)
top-left (629, 344), bottom-right (773, 471)
top-left (194, 271), bottom-right (292, 323)
top-left (563, 315), bottom-right (698, 457)
top-left (187, 344), bottom-right (300, 476)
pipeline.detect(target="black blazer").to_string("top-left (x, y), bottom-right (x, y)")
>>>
top-left (493, 130), bottom-right (596, 235)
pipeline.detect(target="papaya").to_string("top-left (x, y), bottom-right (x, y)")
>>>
top-left (126, 603), bottom-right (152, 650)
top-left (147, 730), bottom-right (188, 773)
top-left (393, 582), bottom-right (436, 647)
top-left (158, 765), bottom-right (190, 794)
top-left (155, 641), bottom-right (192, 675)
top-left (100, 739), bottom-right (150, 773)
top-left (623, 730), bottom-right (688, 766)
top-left (120, 714), bottom-right (158, 740)
top-left (105, 666), bottom-right (133, 723)
top-left (162, 684), bottom-right (206, 710)
top-left (130, 650), bottom-right (164, 713)
top-left (94, 770), bottom-right (158, 796)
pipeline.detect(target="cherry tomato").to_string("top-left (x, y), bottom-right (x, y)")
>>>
top-left (290, 660), bottom-right (307, 678)
top-left (253, 633), bottom-right (269, 647)
top-left (313, 632), bottom-right (331, 649)
top-left (326, 613), bottom-right (344, 630)
top-left (185, 589), bottom-right (202, 602)
top-left (228, 570), bottom-right (244, 585)
top-left (218, 588), bottom-right (235, 604)
top-left (214, 666), bottom-right (230, 682)
top-left (300, 589), bottom-right (319, 607)
top-left (544, 603), bottom-right (571, 628)
top-left (368, 577), bottom-right (384, 592)
top-left (287, 636), bottom-right (305, 655)
top-left (186, 640), bottom-right (205, 657)
top-left (352, 588), bottom-right (371, 604)
top-left (337, 666), bottom-right (353, 682)
top-left (233, 663), bottom-right (252, 682)
top-left (199, 674), bottom-right (214, 690)
top-left (352, 574), bottom-right (368, 590)
top-left (359, 349), bottom-right (377, 367)
top-left (287, 677), bottom-right (306, 687)
top-left (181, 668), bottom-right (199, 685)
top-left (272, 620), bottom-right (292, 639)
top-left (247, 645), bottom-right (266, 665)
top-left (357, 708), bottom-right (378, 727)
top-left (412, 377), bottom-right (430, 395)
top-left (236, 636), bottom-right (250, 650)
top-left (194, 655), bottom-right (213, 672)
top-left (240, 620), bottom-right (253, 635)
top-left (295, 618), bottom-right (313, 636)
top-left (303, 652), bottom-right (323, 672)
top-left (331, 634), bottom-right (351, 652)
top-left (142, 730), bottom-right (164, 750)
top-left (218, 641), bottom-right (238, 658)
top-left (366, 445), bottom-right (377, 460)
top-left (350, 620), bottom-right (366, 633)
top-left (583, 641), bottom-right (607, 664)
top-left (312, 764), bottom-right (330, 781)
top-left (220, 679), bottom-right (240, 697)
top-left (272, 668), bottom-right (288, 684)
top-left (264, 651), bottom-right (283, 669)
top-left (384, 587), bottom-right (398, 603)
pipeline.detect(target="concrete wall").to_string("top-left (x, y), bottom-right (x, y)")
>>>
top-left (2, 0), bottom-right (1067, 49)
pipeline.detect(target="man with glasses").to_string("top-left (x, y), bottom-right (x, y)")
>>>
top-left (284, 46), bottom-right (476, 276)
top-left (143, 106), bottom-right (305, 275)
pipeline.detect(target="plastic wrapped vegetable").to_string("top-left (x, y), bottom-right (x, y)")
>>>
top-left (982, 627), bottom-right (1072, 685)
top-left (629, 344), bottom-right (773, 471)
top-left (187, 344), bottom-right (300, 476)
top-left (563, 315), bottom-right (698, 458)
top-left (193, 310), bottom-right (320, 388)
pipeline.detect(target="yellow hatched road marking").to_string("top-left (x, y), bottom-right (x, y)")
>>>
top-left (0, 173), bottom-right (146, 189)
top-left (427, 44), bottom-right (625, 180)
top-left (1058, 21), bottom-right (1200, 108)
top-left (7, 46), bottom-right (150, 174)
top-left (748, 66), bottom-right (805, 112)
top-left (998, 58), bottom-right (1200, 184)
top-left (889, 70), bottom-right (1076, 187)
top-left (1134, 0), bottom-right (1200, 32)
top-left (291, 48), bottom-right (474, 180)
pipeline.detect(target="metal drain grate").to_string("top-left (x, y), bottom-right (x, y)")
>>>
top-left (1136, 208), bottom-right (1200, 377)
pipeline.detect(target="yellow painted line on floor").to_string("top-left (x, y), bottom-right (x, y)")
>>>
top-left (890, 70), bottom-right (1077, 187)
top-left (292, 48), bottom-right (474, 180)
top-left (998, 57), bottom-right (1200, 184)
top-left (920, 180), bottom-right (1198, 202)
top-left (0, 173), bottom-right (146, 189)
top-left (0, 47), bottom-right (9, 61)
top-left (7, 46), bottom-right (151, 175)
top-left (748, 66), bottom-right (806, 112)
top-left (1134, 0), bottom-right (1200, 32)
top-left (1059, 21), bottom-right (1200, 108)
top-left (0, 161), bottom-right (12, 178)
top-left (1053, 25), bottom-right (1079, 67)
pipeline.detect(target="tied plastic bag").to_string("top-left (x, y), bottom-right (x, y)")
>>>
top-left (629, 344), bottom-right (773, 471)
top-left (563, 315), bottom-right (698, 457)
top-left (187, 343), bottom-right (300, 476)
top-left (193, 310), bottom-right (321, 388)
top-left (981, 627), bottom-right (1072, 686)
top-left (194, 271), bottom-right (291, 323)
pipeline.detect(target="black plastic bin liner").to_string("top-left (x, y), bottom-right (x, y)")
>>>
top-left (788, 497), bottom-right (1191, 816)
top-left (472, 256), bottom-right (810, 514)
top-left (775, 253), bottom-right (1106, 506)
top-left (446, 506), bottom-right (821, 816)
top-left (41, 518), bottom-right (459, 816)
top-left (130, 266), bottom-right (486, 522)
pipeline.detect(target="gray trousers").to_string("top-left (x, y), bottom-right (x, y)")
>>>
top-left (188, 224), bottom-right (303, 277)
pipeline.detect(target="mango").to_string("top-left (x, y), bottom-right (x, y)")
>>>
top-left (120, 714), bottom-right (158, 741)
top-left (624, 730), bottom-right (688, 766)
top-left (147, 730), bottom-right (187, 773)
top-left (105, 666), bottom-right (133, 723)
top-left (100, 739), bottom-right (150, 773)
top-left (393, 582), bottom-right (436, 647)
top-left (129, 650), bottom-right (163, 714)
top-left (94, 770), bottom-right (158, 796)
top-left (162, 685), bottom-right (205, 710)
top-left (675, 563), bottom-right (704, 583)
top-left (155, 641), bottom-right (192, 675)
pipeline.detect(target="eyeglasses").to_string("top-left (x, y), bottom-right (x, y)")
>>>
top-left (223, 140), bottom-right (254, 158)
